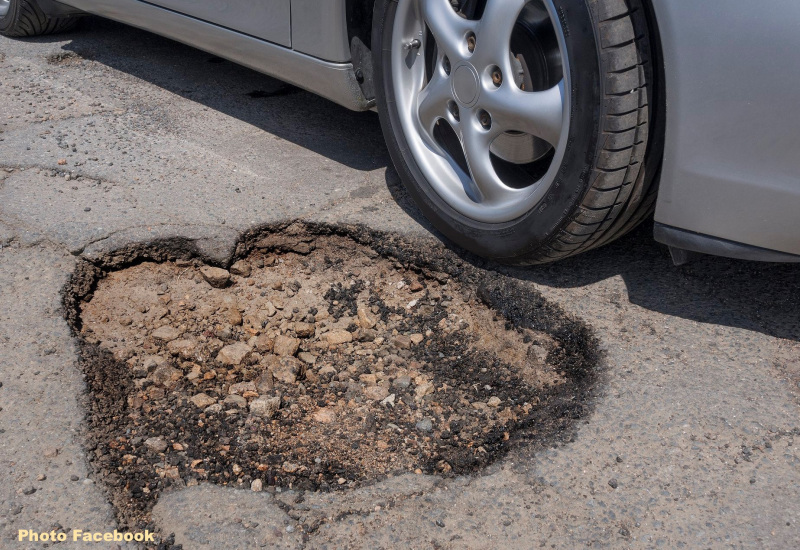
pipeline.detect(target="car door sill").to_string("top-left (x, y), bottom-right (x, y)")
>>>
top-left (654, 223), bottom-right (800, 264)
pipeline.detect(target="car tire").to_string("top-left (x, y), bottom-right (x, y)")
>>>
top-left (0, 0), bottom-right (79, 38)
top-left (373, 0), bottom-right (660, 264)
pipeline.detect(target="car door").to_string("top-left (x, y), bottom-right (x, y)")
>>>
top-left (147, 0), bottom-right (291, 47)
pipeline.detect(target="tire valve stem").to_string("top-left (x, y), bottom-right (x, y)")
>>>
top-left (405, 39), bottom-right (422, 51)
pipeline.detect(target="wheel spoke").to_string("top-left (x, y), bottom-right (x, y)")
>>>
top-left (482, 81), bottom-right (565, 146)
top-left (417, 70), bottom-right (453, 138)
top-left (460, 120), bottom-right (513, 203)
top-left (421, 0), bottom-right (474, 58)
top-left (474, 0), bottom-right (528, 64)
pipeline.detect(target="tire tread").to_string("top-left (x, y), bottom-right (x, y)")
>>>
top-left (523, 0), bottom-right (658, 264)
top-left (0, 0), bottom-right (79, 38)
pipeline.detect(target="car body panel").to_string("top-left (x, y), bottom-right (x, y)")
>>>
top-left (291, 0), bottom-right (350, 62)
top-left (650, 0), bottom-right (800, 257)
top-left (146, 0), bottom-right (291, 46)
top-left (45, 0), bottom-right (800, 260)
top-left (55, 0), bottom-right (372, 110)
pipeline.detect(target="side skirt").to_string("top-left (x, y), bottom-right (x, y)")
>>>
top-left (55, 0), bottom-right (374, 111)
top-left (654, 223), bottom-right (800, 265)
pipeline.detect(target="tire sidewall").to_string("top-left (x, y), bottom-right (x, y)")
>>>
top-left (373, 0), bottom-right (602, 261)
top-left (0, 0), bottom-right (18, 33)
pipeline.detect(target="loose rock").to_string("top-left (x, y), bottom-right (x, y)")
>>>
top-left (271, 356), bottom-right (304, 384)
top-left (415, 418), bottom-right (433, 432)
top-left (364, 386), bottom-right (390, 401)
top-left (255, 372), bottom-right (274, 393)
top-left (199, 266), bottom-right (231, 288)
top-left (217, 343), bottom-right (252, 366)
top-left (230, 260), bottom-right (252, 277)
top-left (223, 394), bottom-right (247, 408)
top-left (293, 322), bottom-right (315, 338)
top-left (273, 335), bottom-right (300, 357)
top-left (326, 330), bottom-right (353, 345)
top-left (151, 365), bottom-right (181, 388)
top-left (297, 351), bottom-right (316, 365)
top-left (227, 309), bottom-right (243, 326)
top-left (391, 335), bottom-right (412, 349)
top-left (151, 326), bottom-right (181, 342)
top-left (144, 437), bottom-right (167, 453)
top-left (228, 381), bottom-right (257, 395)
top-left (166, 339), bottom-right (196, 359)
top-left (254, 334), bottom-right (274, 353)
top-left (312, 408), bottom-right (337, 423)
top-left (250, 396), bottom-right (281, 418)
top-left (357, 307), bottom-right (376, 329)
top-left (190, 393), bottom-right (217, 408)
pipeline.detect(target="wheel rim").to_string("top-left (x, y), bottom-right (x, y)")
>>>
top-left (391, 0), bottom-right (571, 223)
top-left (0, 0), bottom-right (10, 17)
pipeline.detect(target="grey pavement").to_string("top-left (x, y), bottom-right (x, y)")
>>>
top-left (1, 17), bottom-right (799, 549)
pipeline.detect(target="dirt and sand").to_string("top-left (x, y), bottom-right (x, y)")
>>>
top-left (72, 231), bottom-right (598, 530)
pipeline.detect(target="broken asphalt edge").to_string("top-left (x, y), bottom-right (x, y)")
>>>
top-left (58, 219), bottom-right (607, 545)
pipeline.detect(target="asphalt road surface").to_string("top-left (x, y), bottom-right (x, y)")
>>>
top-left (1, 17), bottom-right (799, 549)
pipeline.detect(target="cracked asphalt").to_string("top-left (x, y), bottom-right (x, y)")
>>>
top-left (2, 16), bottom-right (799, 549)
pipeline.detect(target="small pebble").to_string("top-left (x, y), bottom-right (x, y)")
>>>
top-left (415, 418), bottom-right (433, 432)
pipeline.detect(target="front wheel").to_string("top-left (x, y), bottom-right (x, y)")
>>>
top-left (373, 0), bottom-right (660, 264)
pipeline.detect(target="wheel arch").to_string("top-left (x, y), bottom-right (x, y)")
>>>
top-left (638, 0), bottom-right (667, 181)
top-left (345, 0), bottom-right (376, 100)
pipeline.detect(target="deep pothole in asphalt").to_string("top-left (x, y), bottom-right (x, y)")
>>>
top-left (63, 223), bottom-right (600, 532)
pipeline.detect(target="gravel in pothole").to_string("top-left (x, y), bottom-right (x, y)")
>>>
top-left (78, 236), bottom-right (566, 526)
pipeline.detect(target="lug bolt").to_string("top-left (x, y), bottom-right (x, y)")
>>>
top-left (492, 69), bottom-right (502, 87)
top-left (467, 34), bottom-right (476, 53)
top-left (479, 110), bottom-right (491, 129)
top-left (443, 56), bottom-right (451, 75)
top-left (449, 101), bottom-right (460, 122)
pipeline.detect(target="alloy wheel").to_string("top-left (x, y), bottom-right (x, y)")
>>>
top-left (391, 0), bottom-right (570, 223)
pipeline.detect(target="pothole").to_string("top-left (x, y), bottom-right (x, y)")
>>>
top-left (64, 223), bottom-right (600, 532)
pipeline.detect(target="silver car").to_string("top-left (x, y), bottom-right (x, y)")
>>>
top-left (2, 0), bottom-right (799, 264)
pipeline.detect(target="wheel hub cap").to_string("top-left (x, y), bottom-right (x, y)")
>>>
top-left (452, 64), bottom-right (480, 107)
